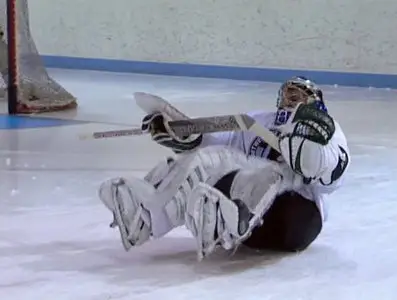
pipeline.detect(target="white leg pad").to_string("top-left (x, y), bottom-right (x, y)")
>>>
top-left (98, 177), bottom-right (155, 250)
top-left (185, 182), bottom-right (242, 260)
top-left (184, 160), bottom-right (293, 259)
top-left (144, 157), bottom-right (175, 186)
top-left (146, 146), bottom-right (258, 238)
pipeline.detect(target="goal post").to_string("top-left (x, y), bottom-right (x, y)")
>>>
top-left (6, 0), bottom-right (17, 114)
top-left (2, 0), bottom-right (77, 114)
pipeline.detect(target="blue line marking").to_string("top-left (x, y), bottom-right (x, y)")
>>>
top-left (43, 55), bottom-right (397, 89)
top-left (0, 114), bottom-right (84, 130)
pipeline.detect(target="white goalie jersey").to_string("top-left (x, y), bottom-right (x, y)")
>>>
top-left (199, 110), bottom-right (350, 220)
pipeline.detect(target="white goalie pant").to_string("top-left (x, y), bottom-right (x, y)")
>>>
top-left (98, 146), bottom-right (302, 259)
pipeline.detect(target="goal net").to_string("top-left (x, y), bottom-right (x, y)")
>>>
top-left (0, 0), bottom-right (77, 114)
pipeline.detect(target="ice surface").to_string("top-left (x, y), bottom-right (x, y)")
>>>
top-left (0, 69), bottom-right (396, 300)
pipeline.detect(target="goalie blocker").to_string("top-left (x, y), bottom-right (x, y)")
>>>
top-left (98, 76), bottom-right (350, 259)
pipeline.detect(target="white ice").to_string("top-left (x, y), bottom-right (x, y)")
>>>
top-left (0, 69), bottom-right (396, 300)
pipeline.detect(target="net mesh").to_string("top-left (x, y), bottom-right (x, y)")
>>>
top-left (0, 0), bottom-right (77, 113)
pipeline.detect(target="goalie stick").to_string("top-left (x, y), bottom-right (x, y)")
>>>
top-left (79, 113), bottom-right (279, 151)
top-left (80, 93), bottom-right (280, 152)
top-left (134, 92), bottom-right (280, 152)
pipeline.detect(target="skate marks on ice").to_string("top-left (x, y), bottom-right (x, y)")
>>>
top-left (0, 171), bottom-right (358, 299)
top-left (0, 223), bottom-right (355, 300)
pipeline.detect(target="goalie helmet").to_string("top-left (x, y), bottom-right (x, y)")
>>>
top-left (275, 76), bottom-right (327, 125)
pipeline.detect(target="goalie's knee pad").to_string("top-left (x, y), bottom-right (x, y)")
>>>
top-left (186, 161), bottom-right (286, 257)
top-left (184, 164), bottom-right (284, 259)
top-left (98, 177), bottom-right (155, 251)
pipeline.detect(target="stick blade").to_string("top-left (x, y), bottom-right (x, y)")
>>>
top-left (134, 92), bottom-right (188, 120)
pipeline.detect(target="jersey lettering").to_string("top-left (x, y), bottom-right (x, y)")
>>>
top-left (248, 137), bottom-right (271, 158)
top-left (248, 134), bottom-right (281, 162)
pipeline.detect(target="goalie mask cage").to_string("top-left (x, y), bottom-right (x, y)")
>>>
top-left (3, 0), bottom-right (77, 114)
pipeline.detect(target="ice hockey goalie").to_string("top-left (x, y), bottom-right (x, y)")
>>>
top-left (98, 76), bottom-right (350, 260)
